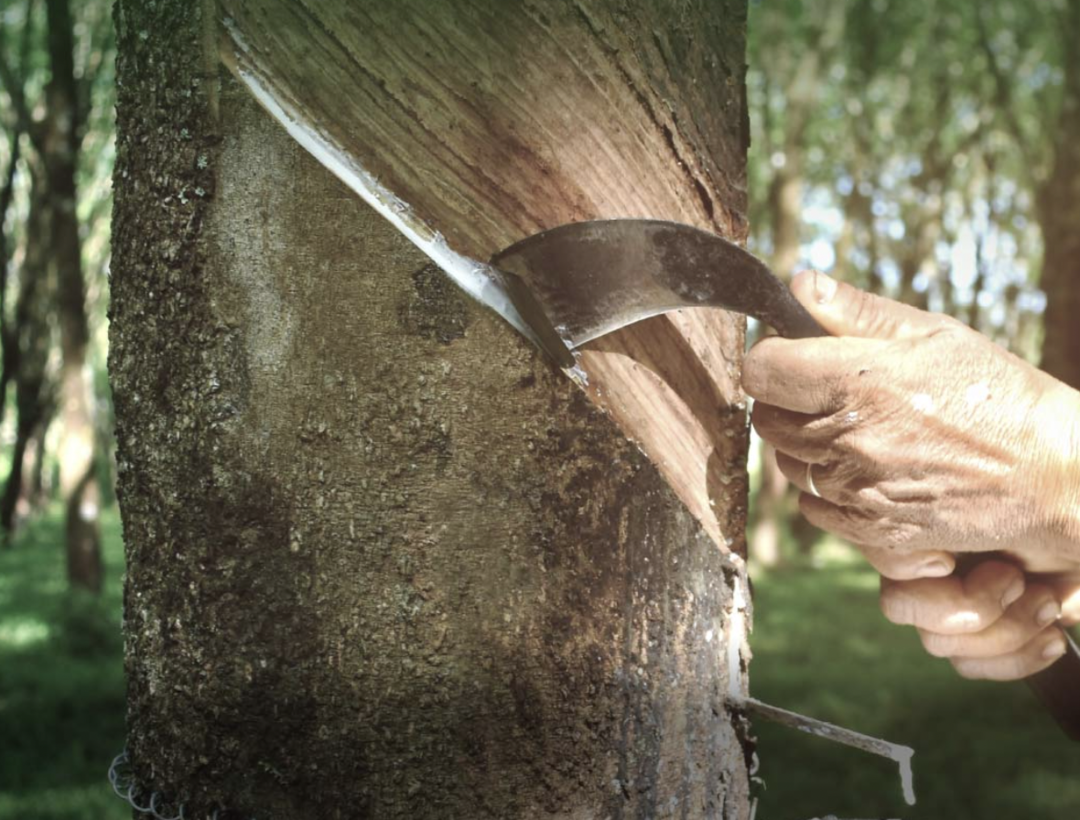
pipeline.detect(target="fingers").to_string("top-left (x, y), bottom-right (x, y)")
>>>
top-left (788, 270), bottom-right (955, 341)
top-left (742, 336), bottom-right (869, 414)
top-left (879, 560), bottom-right (1025, 634)
top-left (742, 271), bottom-right (961, 412)
top-left (799, 493), bottom-right (914, 549)
top-left (949, 627), bottom-right (1069, 681)
top-left (776, 451), bottom-right (882, 509)
top-left (918, 585), bottom-right (1061, 659)
top-left (856, 544), bottom-right (955, 581)
top-left (1046, 576), bottom-right (1080, 627)
top-left (752, 403), bottom-right (841, 464)
top-left (1062, 584), bottom-right (1080, 627)
top-left (881, 562), bottom-right (1068, 679)
top-left (775, 450), bottom-right (821, 492)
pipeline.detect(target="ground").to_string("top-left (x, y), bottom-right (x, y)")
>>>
top-left (0, 508), bottom-right (126, 820)
top-left (1, 513), bottom-right (1077, 819)
top-left (751, 538), bottom-right (1080, 820)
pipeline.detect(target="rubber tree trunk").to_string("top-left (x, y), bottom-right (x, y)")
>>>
top-left (43, 0), bottom-right (102, 591)
top-left (112, 1), bottom-right (754, 817)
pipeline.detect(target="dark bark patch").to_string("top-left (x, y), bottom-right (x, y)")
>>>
top-left (398, 263), bottom-right (471, 344)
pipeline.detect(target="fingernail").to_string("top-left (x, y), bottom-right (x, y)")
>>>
top-left (1042, 637), bottom-right (1067, 661)
top-left (814, 272), bottom-right (837, 304)
top-left (1036, 601), bottom-right (1061, 627)
top-left (1001, 577), bottom-right (1025, 609)
top-left (919, 559), bottom-right (952, 578)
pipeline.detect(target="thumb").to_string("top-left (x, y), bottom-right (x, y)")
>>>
top-left (790, 270), bottom-right (950, 340)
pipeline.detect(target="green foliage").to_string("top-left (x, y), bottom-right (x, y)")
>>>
top-left (747, 0), bottom-right (1075, 359)
top-left (0, 0), bottom-right (117, 524)
top-left (0, 506), bottom-right (127, 820)
top-left (751, 541), bottom-right (1080, 819)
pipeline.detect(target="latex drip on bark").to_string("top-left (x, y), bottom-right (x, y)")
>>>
top-left (220, 20), bottom-right (549, 362)
top-left (215, 0), bottom-right (751, 555)
top-left (212, 10), bottom-right (924, 812)
top-left (203, 7), bottom-right (757, 815)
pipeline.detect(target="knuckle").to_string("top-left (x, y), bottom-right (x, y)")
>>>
top-left (929, 314), bottom-right (965, 335)
top-left (847, 434), bottom-right (890, 476)
top-left (836, 505), bottom-right (876, 540)
top-left (868, 518), bottom-right (916, 550)
top-left (850, 290), bottom-right (877, 333)
top-left (851, 485), bottom-right (889, 512)
top-left (829, 421), bottom-right (863, 456)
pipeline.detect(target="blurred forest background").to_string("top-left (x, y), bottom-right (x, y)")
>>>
top-left (0, 0), bottom-right (1077, 818)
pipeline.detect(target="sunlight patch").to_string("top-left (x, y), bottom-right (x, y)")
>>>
top-left (0, 618), bottom-right (51, 648)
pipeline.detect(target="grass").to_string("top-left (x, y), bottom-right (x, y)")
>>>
top-left (0, 507), bottom-right (128, 820)
top-left (2, 510), bottom-right (1078, 819)
top-left (749, 540), bottom-right (1080, 820)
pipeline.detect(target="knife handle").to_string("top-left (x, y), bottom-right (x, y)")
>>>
top-left (1027, 630), bottom-right (1080, 741)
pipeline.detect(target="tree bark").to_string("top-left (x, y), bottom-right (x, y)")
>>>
top-left (0, 124), bottom-right (22, 417)
top-left (113, 1), bottom-right (754, 817)
top-left (1, 169), bottom-right (52, 539)
top-left (1037, 1), bottom-right (1080, 389)
top-left (42, 0), bottom-right (102, 591)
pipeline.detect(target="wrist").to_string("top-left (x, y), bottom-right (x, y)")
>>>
top-left (1034, 381), bottom-right (1080, 557)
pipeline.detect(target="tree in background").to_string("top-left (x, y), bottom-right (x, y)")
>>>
top-left (746, 0), bottom-right (847, 566)
top-left (745, 0), bottom-right (1077, 565)
top-left (974, 0), bottom-right (1080, 387)
top-left (0, 0), bottom-right (113, 589)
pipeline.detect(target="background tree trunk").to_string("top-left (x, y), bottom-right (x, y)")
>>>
top-left (42, 0), bottom-right (102, 591)
top-left (112, 1), bottom-right (754, 817)
top-left (1037, 0), bottom-right (1080, 389)
top-left (1, 168), bottom-right (53, 538)
top-left (748, 3), bottom-right (844, 568)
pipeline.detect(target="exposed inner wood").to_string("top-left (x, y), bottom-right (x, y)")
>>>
top-left (219, 0), bottom-right (751, 550)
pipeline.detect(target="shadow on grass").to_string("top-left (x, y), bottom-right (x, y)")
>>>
top-left (0, 508), bottom-right (128, 820)
top-left (749, 549), bottom-right (1080, 820)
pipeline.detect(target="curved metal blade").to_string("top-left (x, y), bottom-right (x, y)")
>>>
top-left (491, 219), bottom-right (825, 349)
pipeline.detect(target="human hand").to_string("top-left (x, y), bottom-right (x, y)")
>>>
top-left (864, 548), bottom-right (1080, 679)
top-left (743, 270), bottom-right (1080, 564)
top-left (742, 271), bottom-right (1080, 679)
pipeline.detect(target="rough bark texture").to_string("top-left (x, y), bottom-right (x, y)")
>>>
top-left (112, 1), bottom-right (753, 818)
top-left (220, 0), bottom-right (751, 550)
